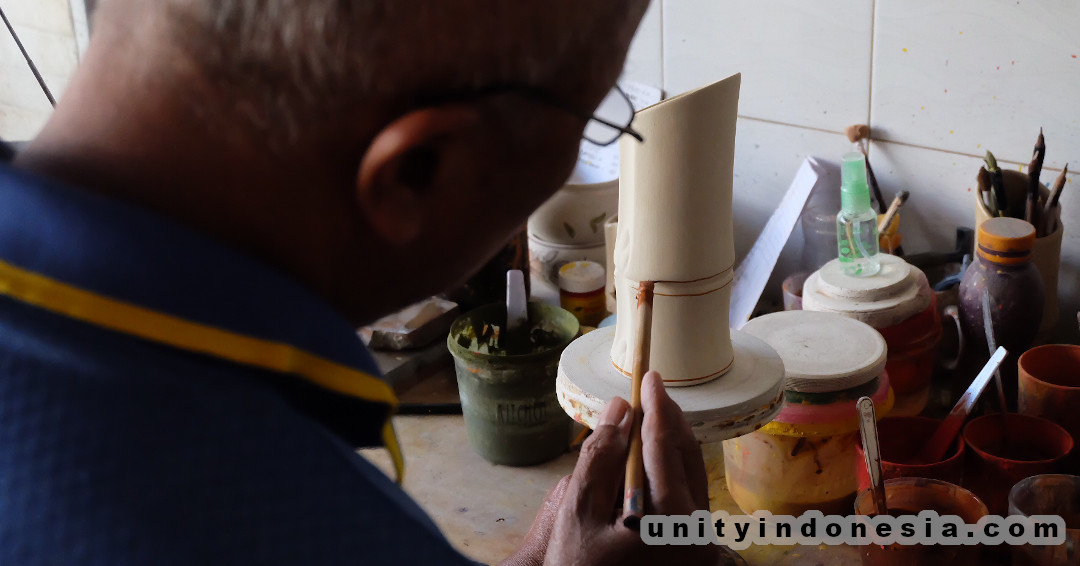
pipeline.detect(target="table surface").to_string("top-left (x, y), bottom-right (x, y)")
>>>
top-left (360, 414), bottom-right (861, 566)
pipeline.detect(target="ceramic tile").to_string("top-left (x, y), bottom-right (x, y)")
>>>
top-left (732, 118), bottom-right (852, 303)
top-left (622, 0), bottom-right (663, 89)
top-left (5, 0), bottom-right (74, 35)
top-left (663, 0), bottom-right (873, 132)
top-left (872, 0), bottom-right (1080, 170)
top-left (870, 141), bottom-right (1080, 339)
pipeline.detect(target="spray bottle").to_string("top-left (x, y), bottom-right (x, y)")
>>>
top-left (837, 152), bottom-right (881, 277)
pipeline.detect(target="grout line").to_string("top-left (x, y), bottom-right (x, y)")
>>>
top-left (867, 0), bottom-right (877, 130)
top-left (735, 116), bottom-right (1075, 176)
top-left (735, 115), bottom-right (844, 136)
top-left (658, 0), bottom-right (664, 95)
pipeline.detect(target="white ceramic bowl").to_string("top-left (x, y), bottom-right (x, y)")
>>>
top-left (528, 178), bottom-right (618, 246)
top-left (528, 232), bottom-right (607, 287)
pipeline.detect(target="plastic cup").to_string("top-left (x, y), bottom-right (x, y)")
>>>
top-left (1019, 345), bottom-right (1080, 444)
top-left (854, 477), bottom-right (988, 566)
top-left (447, 302), bottom-right (579, 466)
top-left (1009, 474), bottom-right (1080, 566)
top-left (963, 414), bottom-right (1074, 515)
top-left (856, 416), bottom-right (965, 490)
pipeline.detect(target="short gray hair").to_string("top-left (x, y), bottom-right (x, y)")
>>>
top-left (146, 0), bottom-right (599, 145)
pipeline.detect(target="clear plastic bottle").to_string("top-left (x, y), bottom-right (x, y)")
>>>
top-left (836, 152), bottom-right (881, 277)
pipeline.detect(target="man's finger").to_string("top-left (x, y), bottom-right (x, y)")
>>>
top-left (563, 397), bottom-right (631, 520)
top-left (642, 371), bottom-right (709, 510)
top-left (640, 371), bottom-right (699, 514)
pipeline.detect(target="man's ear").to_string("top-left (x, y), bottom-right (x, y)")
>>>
top-left (356, 106), bottom-right (481, 245)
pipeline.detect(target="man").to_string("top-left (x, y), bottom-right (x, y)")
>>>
top-left (0, 1), bottom-right (717, 564)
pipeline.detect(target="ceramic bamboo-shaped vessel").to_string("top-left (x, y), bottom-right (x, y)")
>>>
top-left (610, 75), bottom-right (740, 387)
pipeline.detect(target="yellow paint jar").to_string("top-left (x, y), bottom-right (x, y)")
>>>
top-left (722, 311), bottom-right (893, 515)
top-left (558, 261), bottom-right (606, 327)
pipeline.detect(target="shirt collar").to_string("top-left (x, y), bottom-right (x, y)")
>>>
top-left (0, 159), bottom-right (400, 453)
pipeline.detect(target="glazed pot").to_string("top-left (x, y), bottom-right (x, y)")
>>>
top-left (528, 178), bottom-right (618, 246)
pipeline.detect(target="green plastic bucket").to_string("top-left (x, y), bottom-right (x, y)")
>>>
top-left (447, 302), bottom-right (579, 466)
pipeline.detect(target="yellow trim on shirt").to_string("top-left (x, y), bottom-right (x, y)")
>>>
top-left (0, 258), bottom-right (405, 482)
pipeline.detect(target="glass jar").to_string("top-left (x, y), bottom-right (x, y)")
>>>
top-left (957, 217), bottom-right (1044, 407)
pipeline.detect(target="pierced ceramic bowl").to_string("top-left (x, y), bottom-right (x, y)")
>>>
top-left (528, 178), bottom-right (618, 246)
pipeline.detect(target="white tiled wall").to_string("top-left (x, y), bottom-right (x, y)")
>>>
top-left (4, 1), bottom-right (1079, 336)
top-left (624, 0), bottom-right (1080, 339)
top-left (0, 0), bottom-right (79, 141)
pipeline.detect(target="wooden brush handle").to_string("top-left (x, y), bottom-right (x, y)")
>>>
top-left (623, 281), bottom-right (654, 524)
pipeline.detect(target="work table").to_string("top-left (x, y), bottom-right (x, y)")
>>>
top-left (361, 414), bottom-right (860, 565)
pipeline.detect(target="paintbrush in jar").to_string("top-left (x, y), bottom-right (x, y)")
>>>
top-left (1041, 164), bottom-right (1068, 236)
top-left (1026, 129), bottom-right (1046, 225)
top-left (623, 280), bottom-right (655, 528)
top-left (985, 151), bottom-right (1007, 217)
top-left (978, 166), bottom-right (998, 217)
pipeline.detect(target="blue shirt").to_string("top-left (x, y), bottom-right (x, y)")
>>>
top-left (0, 158), bottom-right (476, 565)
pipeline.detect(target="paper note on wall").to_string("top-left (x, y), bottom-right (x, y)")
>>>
top-left (729, 157), bottom-right (827, 329)
top-left (570, 80), bottom-right (662, 185)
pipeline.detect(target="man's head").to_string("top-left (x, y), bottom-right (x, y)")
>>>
top-left (32, 0), bottom-right (650, 323)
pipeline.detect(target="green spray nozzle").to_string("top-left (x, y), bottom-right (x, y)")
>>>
top-left (841, 151), bottom-right (872, 213)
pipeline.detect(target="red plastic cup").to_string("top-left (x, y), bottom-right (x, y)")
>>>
top-left (963, 413), bottom-right (1073, 515)
top-left (856, 416), bottom-right (965, 490)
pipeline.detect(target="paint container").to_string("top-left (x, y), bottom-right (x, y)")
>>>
top-left (962, 413), bottom-right (1074, 515)
top-left (558, 261), bottom-right (606, 327)
top-left (855, 416), bottom-right (965, 490)
top-left (724, 311), bottom-right (893, 514)
top-left (1019, 345), bottom-right (1080, 445)
top-left (854, 477), bottom-right (988, 566)
top-left (447, 302), bottom-right (579, 466)
top-left (957, 217), bottom-right (1044, 410)
top-left (975, 169), bottom-right (1063, 343)
top-left (781, 271), bottom-right (809, 311)
top-left (803, 255), bottom-right (942, 416)
top-left (1009, 474), bottom-right (1080, 566)
top-left (527, 232), bottom-right (606, 287)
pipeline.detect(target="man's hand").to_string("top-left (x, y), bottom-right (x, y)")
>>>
top-left (538, 370), bottom-right (721, 566)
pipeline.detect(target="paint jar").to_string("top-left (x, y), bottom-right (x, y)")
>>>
top-left (558, 261), bottom-right (606, 327)
top-left (1009, 474), bottom-right (1080, 566)
top-left (854, 477), bottom-right (988, 566)
top-left (447, 302), bottom-right (579, 466)
top-left (962, 413), bottom-right (1073, 515)
top-left (803, 254), bottom-right (942, 416)
top-left (724, 311), bottom-right (893, 515)
top-left (855, 416), bottom-right (965, 490)
top-left (781, 271), bottom-right (809, 311)
top-left (1019, 345), bottom-right (1080, 445)
top-left (974, 169), bottom-right (1063, 343)
top-left (958, 217), bottom-right (1044, 410)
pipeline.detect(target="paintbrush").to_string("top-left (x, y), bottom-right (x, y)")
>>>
top-left (982, 290), bottom-right (1010, 415)
top-left (857, 397), bottom-right (888, 516)
top-left (918, 347), bottom-right (1008, 464)
top-left (978, 166), bottom-right (998, 217)
top-left (1026, 129), bottom-right (1046, 225)
top-left (846, 124), bottom-right (887, 214)
top-left (877, 190), bottom-right (910, 234)
top-left (623, 280), bottom-right (655, 528)
top-left (1041, 164), bottom-right (1068, 236)
top-left (985, 151), bottom-right (1008, 217)
top-left (877, 190), bottom-right (910, 256)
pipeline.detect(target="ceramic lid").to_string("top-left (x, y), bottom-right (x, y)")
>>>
top-left (802, 254), bottom-right (932, 328)
top-left (741, 310), bottom-right (887, 393)
top-left (977, 217), bottom-right (1035, 264)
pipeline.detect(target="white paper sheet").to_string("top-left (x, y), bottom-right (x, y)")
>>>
top-left (729, 157), bottom-right (828, 329)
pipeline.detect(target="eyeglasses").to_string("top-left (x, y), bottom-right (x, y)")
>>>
top-left (414, 83), bottom-right (644, 147)
top-left (582, 85), bottom-right (644, 147)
